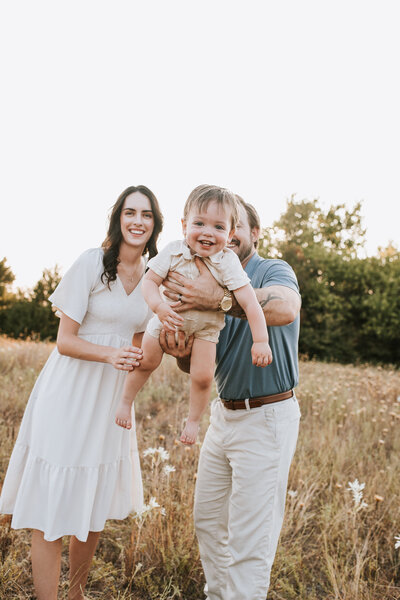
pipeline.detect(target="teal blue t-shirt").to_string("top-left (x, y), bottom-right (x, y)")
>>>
top-left (215, 253), bottom-right (300, 399)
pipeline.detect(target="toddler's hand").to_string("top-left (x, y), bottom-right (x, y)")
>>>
top-left (251, 341), bottom-right (273, 367)
top-left (156, 302), bottom-right (184, 332)
top-left (180, 420), bottom-right (200, 445)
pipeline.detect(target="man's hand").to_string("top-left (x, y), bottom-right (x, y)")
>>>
top-left (162, 257), bottom-right (224, 312)
top-left (159, 329), bottom-right (193, 374)
top-left (159, 329), bottom-right (193, 358)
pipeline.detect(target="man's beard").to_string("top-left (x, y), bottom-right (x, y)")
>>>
top-left (230, 238), bottom-right (254, 263)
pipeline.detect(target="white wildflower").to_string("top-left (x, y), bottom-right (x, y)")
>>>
top-left (287, 490), bottom-right (298, 498)
top-left (143, 447), bottom-right (157, 457)
top-left (135, 496), bottom-right (165, 520)
top-left (160, 507), bottom-right (167, 516)
top-left (157, 446), bottom-right (170, 461)
top-left (163, 464), bottom-right (176, 476)
top-left (143, 446), bottom-right (170, 472)
top-left (395, 535), bottom-right (400, 549)
top-left (347, 479), bottom-right (365, 496)
top-left (347, 479), bottom-right (368, 511)
top-left (148, 496), bottom-right (160, 509)
top-left (143, 446), bottom-right (170, 461)
top-left (136, 503), bottom-right (151, 517)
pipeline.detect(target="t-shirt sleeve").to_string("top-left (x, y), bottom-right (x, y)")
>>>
top-left (48, 248), bottom-right (103, 324)
top-left (260, 260), bottom-right (300, 294)
top-left (220, 249), bottom-right (250, 290)
top-left (146, 241), bottom-right (176, 279)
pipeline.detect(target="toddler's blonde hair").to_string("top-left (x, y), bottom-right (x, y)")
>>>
top-left (183, 185), bottom-right (239, 229)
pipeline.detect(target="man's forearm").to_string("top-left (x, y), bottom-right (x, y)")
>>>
top-left (229, 286), bottom-right (301, 326)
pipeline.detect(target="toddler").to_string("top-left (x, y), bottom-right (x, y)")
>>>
top-left (115, 185), bottom-right (272, 443)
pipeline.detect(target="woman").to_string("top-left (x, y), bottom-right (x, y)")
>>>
top-left (0, 185), bottom-right (163, 600)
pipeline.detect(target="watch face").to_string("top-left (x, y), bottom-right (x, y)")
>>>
top-left (221, 297), bottom-right (232, 311)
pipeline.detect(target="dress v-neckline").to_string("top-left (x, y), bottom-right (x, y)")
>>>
top-left (116, 256), bottom-right (147, 296)
top-left (116, 273), bottom-right (144, 297)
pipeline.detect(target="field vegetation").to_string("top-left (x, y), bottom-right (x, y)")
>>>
top-left (0, 337), bottom-right (399, 599)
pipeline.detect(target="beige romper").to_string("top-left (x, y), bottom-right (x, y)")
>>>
top-left (146, 240), bottom-right (250, 343)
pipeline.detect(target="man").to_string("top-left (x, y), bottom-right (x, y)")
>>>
top-left (161, 196), bottom-right (301, 600)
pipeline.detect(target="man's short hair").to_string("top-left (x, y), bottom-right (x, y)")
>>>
top-left (235, 195), bottom-right (260, 249)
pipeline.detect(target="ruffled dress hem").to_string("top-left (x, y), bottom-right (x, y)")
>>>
top-left (0, 441), bottom-right (143, 542)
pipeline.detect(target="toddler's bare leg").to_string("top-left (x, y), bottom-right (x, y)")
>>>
top-left (116, 333), bottom-right (163, 429)
top-left (180, 338), bottom-right (216, 445)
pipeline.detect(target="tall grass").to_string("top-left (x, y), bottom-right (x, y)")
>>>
top-left (0, 336), bottom-right (399, 599)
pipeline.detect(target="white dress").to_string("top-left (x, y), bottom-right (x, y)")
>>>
top-left (0, 248), bottom-right (152, 542)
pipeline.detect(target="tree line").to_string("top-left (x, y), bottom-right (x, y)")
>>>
top-left (1, 198), bottom-right (399, 365)
top-left (258, 198), bottom-right (399, 365)
top-left (0, 262), bottom-right (61, 341)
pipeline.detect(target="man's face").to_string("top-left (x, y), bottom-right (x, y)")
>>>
top-left (227, 203), bottom-right (259, 264)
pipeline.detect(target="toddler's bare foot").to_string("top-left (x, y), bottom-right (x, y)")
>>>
top-left (115, 400), bottom-right (132, 429)
top-left (180, 420), bottom-right (199, 445)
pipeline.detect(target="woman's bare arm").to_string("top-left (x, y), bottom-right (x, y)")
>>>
top-left (56, 313), bottom-right (143, 371)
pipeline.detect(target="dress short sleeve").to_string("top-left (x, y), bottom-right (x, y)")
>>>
top-left (219, 249), bottom-right (250, 290)
top-left (48, 248), bottom-right (104, 324)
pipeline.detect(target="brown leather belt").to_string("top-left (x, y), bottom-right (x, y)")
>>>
top-left (221, 389), bottom-right (294, 410)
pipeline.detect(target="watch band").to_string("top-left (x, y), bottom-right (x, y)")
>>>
top-left (218, 288), bottom-right (233, 312)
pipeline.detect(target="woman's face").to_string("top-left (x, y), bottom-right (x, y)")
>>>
top-left (120, 192), bottom-right (155, 250)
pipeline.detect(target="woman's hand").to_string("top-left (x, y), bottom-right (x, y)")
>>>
top-left (155, 302), bottom-right (184, 332)
top-left (108, 346), bottom-right (143, 371)
top-left (57, 313), bottom-right (144, 369)
top-left (162, 257), bottom-right (224, 312)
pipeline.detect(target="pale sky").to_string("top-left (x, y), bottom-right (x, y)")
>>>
top-left (1, 1), bottom-right (399, 289)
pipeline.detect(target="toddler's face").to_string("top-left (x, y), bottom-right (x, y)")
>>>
top-left (182, 200), bottom-right (235, 257)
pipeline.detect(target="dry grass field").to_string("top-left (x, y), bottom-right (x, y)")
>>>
top-left (0, 336), bottom-right (399, 599)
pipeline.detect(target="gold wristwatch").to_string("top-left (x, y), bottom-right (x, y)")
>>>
top-left (218, 288), bottom-right (233, 312)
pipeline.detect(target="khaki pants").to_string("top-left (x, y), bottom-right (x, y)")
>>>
top-left (194, 396), bottom-right (301, 600)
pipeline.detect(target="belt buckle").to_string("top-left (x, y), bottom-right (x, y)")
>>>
top-left (223, 398), bottom-right (239, 410)
top-left (223, 398), bottom-right (251, 411)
